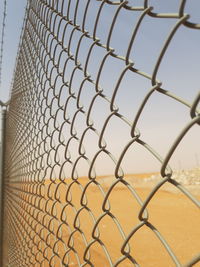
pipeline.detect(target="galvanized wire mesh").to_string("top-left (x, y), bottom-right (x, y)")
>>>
top-left (3, 0), bottom-right (200, 266)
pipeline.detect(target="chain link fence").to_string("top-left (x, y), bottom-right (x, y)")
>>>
top-left (2, 0), bottom-right (200, 266)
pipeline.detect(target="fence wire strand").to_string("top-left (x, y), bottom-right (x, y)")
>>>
top-left (0, 0), bottom-right (7, 89)
top-left (3, 0), bottom-right (200, 266)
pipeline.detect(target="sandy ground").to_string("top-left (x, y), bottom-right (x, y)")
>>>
top-left (4, 173), bottom-right (200, 267)
top-left (40, 173), bottom-right (200, 267)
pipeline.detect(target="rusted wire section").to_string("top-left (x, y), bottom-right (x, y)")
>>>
top-left (3, 0), bottom-right (200, 266)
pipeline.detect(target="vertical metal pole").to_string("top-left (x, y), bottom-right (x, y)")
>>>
top-left (0, 108), bottom-right (6, 267)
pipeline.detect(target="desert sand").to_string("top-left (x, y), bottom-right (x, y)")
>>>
top-left (40, 172), bottom-right (200, 267)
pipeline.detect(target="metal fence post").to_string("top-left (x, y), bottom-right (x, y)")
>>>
top-left (0, 108), bottom-right (6, 267)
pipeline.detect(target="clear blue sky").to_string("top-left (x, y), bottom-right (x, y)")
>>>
top-left (0, 0), bottom-right (199, 174)
top-left (0, 0), bottom-right (27, 102)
